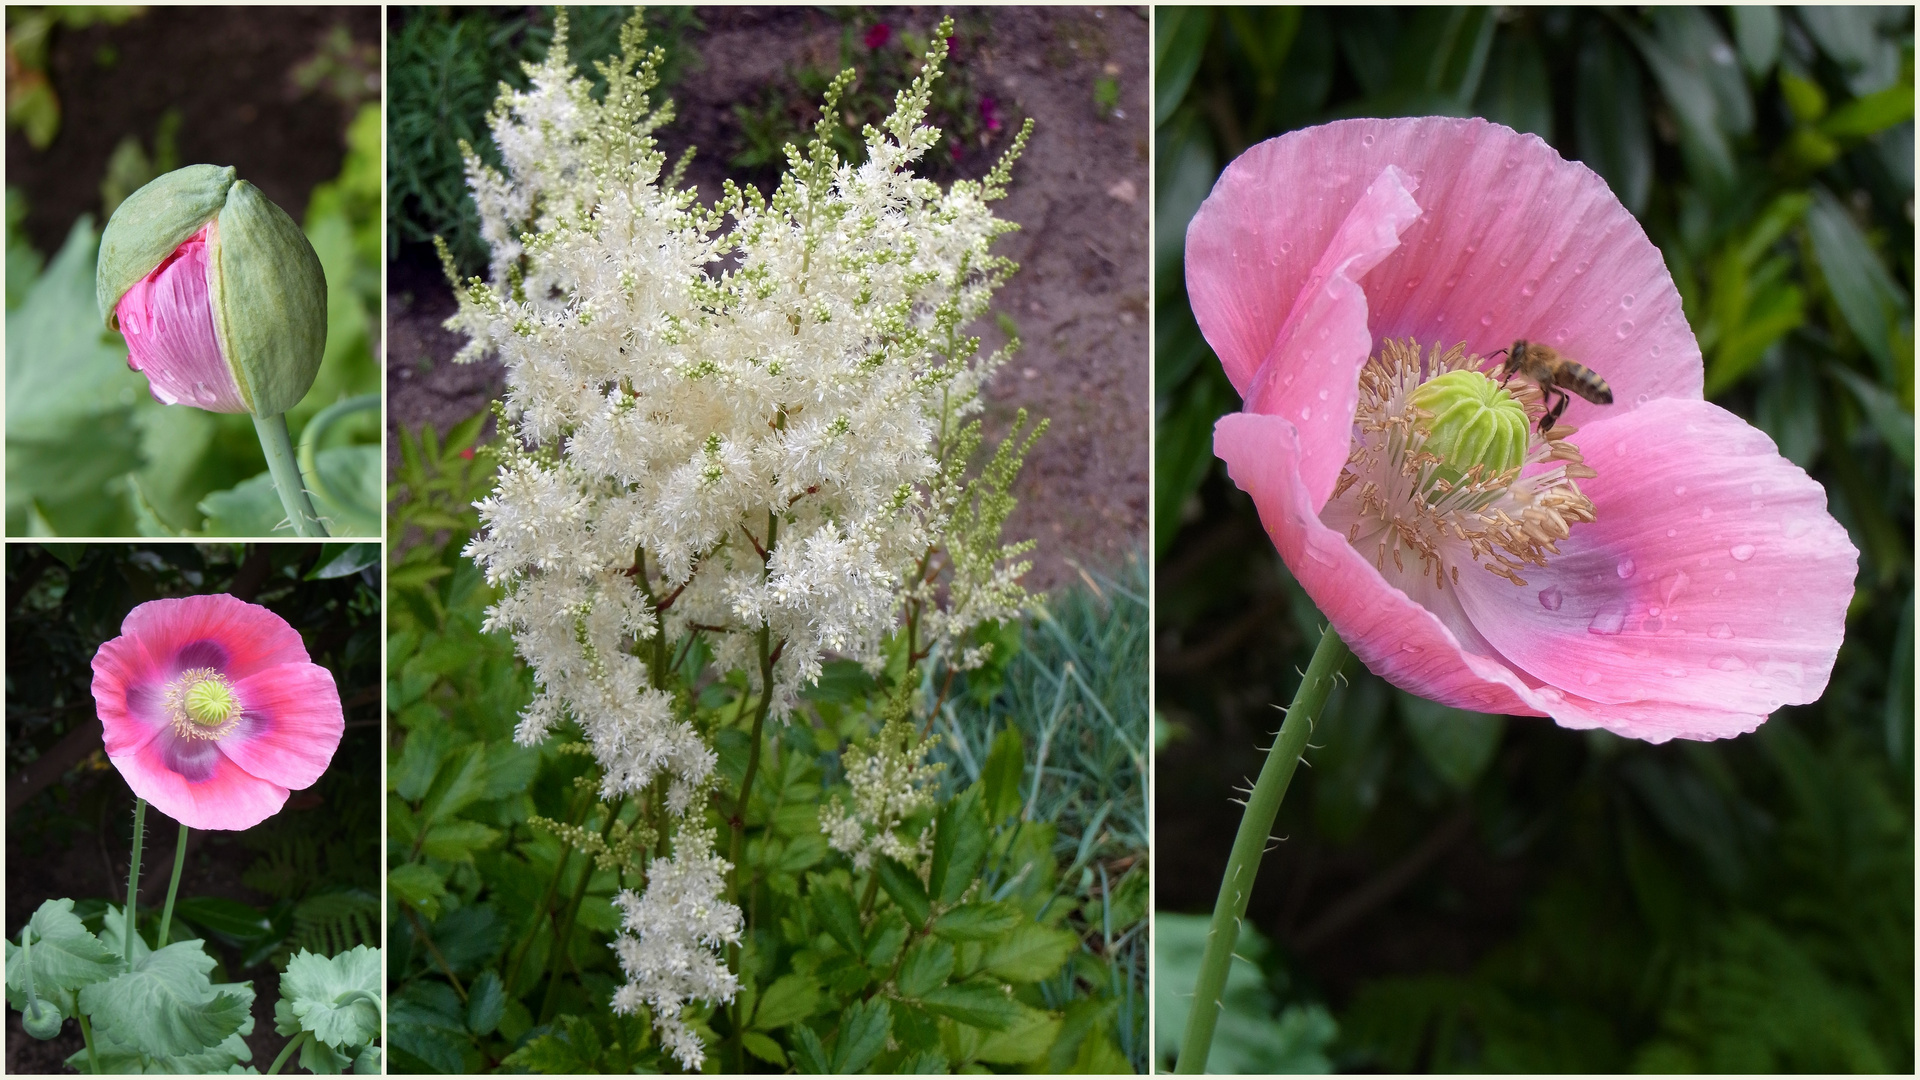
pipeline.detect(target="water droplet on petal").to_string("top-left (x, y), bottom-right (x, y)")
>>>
top-left (1644, 617), bottom-right (1663, 633)
top-left (1667, 529), bottom-right (1677, 537)
top-left (1709, 623), bottom-right (1733, 639)
top-left (1444, 276), bottom-right (1458, 289)
top-left (1317, 389), bottom-right (1329, 401)
top-left (1617, 321), bottom-right (1634, 338)
top-left (1300, 407), bottom-right (1312, 421)
top-left (1711, 655), bottom-right (1747, 672)
top-left (1621, 293), bottom-right (1635, 307)
top-left (1648, 605), bottom-right (1663, 617)
top-left (1401, 643), bottom-right (1419, 653)
top-left (1406, 278), bottom-right (1421, 290)
top-left (1480, 313), bottom-right (1494, 327)
top-left (1615, 556), bottom-right (1636, 578)
top-left (1729, 544), bottom-right (1755, 561)
top-left (1650, 344), bottom-right (1661, 357)
top-left (1635, 393), bottom-right (1651, 406)
top-left (1783, 518), bottom-right (1812, 539)
top-left (1538, 586), bottom-right (1563, 611)
top-left (1674, 485), bottom-right (1687, 496)
top-left (1361, 133), bottom-right (1375, 146)
top-left (1582, 671), bottom-right (1603, 685)
top-left (1520, 279), bottom-right (1539, 297)
top-left (1588, 606), bottom-right (1626, 635)
top-left (1663, 665), bottom-right (1686, 677)
top-left (1574, 261), bottom-right (1591, 274)
top-left (1279, 241), bottom-right (1292, 254)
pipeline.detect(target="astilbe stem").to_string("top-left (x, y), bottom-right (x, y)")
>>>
top-left (1176, 625), bottom-right (1350, 1074)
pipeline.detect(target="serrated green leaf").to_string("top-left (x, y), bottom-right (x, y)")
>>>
top-left (864, 910), bottom-right (909, 969)
top-left (466, 970), bottom-right (504, 1035)
top-left (896, 937), bottom-right (956, 999)
top-left (981, 922), bottom-right (1079, 984)
top-left (974, 1002), bottom-right (1062, 1065)
top-left (919, 979), bottom-right (1020, 1031)
top-left (928, 786), bottom-right (989, 905)
top-left (752, 972), bottom-right (820, 1030)
top-left (791, 1022), bottom-right (832, 1073)
top-left (420, 819), bottom-right (501, 862)
top-left (281, 945), bottom-right (381, 1048)
top-left (876, 857), bottom-right (930, 926)
top-left (932, 902), bottom-right (1021, 942)
top-left (5, 898), bottom-right (119, 1012)
top-left (979, 726), bottom-right (1025, 824)
top-left (743, 1030), bottom-right (789, 1067)
top-left (79, 941), bottom-right (253, 1056)
top-left (302, 1032), bottom-right (354, 1074)
top-left (388, 863), bottom-right (448, 921)
top-left (810, 882), bottom-right (863, 956)
top-left (832, 997), bottom-right (892, 1073)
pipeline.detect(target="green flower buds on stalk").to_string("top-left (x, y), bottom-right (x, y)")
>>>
top-left (1408, 369), bottom-right (1530, 494)
top-left (96, 164), bottom-right (331, 535)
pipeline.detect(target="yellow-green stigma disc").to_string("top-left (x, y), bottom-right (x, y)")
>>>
top-left (184, 676), bottom-right (238, 727)
top-left (1408, 369), bottom-right (1530, 492)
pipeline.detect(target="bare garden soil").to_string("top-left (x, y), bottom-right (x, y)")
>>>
top-left (387, 5), bottom-right (1150, 594)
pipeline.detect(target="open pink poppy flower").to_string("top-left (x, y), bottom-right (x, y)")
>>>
top-left (1190, 116), bottom-right (1858, 742)
top-left (90, 593), bottom-right (343, 829)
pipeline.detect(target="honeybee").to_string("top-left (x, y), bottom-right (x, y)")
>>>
top-left (1495, 340), bottom-right (1613, 433)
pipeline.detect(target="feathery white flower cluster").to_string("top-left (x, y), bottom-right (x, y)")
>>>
top-left (450, 11), bottom-right (1037, 1070)
top-left (820, 718), bottom-right (945, 871)
top-left (609, 829), bottom-right (742, 1071)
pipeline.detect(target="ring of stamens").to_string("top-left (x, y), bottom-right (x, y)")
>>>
top-left (163, 667), bottom-right (242, 740)
top-left (1332, 339), bottom-right (1598, 589)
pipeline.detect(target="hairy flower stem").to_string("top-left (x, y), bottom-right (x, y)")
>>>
top-left (253, 412), bottom-right (328, 536)
top-left (266, 1030), bottom-right (310, 1074)
top-left (156, 822), bottom-right (189, 949)
top-left (124, 798), bottom-right (146, 970)
top-left (540, 798), bottom-right (627, 1023)
top-left (1176, 625), bottom-right (1350, 1074)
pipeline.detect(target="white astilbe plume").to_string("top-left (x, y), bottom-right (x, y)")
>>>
top-left (610, 829), bottom-right (742, 1071)
top-left (452, 10), bottom-right (1038, 1068)
top-left (819, 718), bottom-right (945, 871)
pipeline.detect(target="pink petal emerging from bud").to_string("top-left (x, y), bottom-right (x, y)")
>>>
top-left (114, 226), bottom-right (249, 414)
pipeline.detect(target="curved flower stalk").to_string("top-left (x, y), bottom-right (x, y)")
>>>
top-left (451, 13), bottom-right (1037, 1068)
top-left (90, 593), bottom-right (344, 830)
top-left (1191, 116), bottom-right (1858, 742)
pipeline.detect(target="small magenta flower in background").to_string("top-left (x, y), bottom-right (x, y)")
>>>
top-left (90, 593), bottom-right (343, 830)
top-left (1189, 116), bottom-right (1859, 742)
top-left (980, 94), bottom-right (1004, 134)
top-left (863, 21), bottom-right (891, 50)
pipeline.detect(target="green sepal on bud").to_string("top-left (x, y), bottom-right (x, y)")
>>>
top-left (96, 164), bottom-right (327, 417)
top-left (1408, 370), bottom-right (1529, 492)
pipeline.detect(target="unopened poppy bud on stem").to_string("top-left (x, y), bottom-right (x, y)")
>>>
top-left (96, 164), bottom-right (331, 535)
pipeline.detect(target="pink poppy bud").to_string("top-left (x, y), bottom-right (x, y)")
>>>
top-left (114, 225), bottom-right (248, 412)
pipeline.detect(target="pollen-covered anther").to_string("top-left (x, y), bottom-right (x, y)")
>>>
top-left (1335, 338), bottom-right (1598, 590)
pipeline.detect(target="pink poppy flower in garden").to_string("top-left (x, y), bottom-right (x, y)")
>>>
top-left (115, 225), bottom-right (250, 413)
top-left (1190, 116), bottom-right (1858, 743)
top-left (91, 593), bottom-right (343, 829)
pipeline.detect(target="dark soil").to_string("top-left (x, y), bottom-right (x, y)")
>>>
top-left (6, 5), bottom-right (379, 255)
top-left (387, 5), bottom-right (1150, 594)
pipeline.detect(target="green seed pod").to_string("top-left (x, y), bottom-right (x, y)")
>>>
top-left (1408, 369), bottom-right (1530, 493)
top-left (22, 998), bottom-right (63, 1040)
top-left (95, 164), bottom-right (327, 417)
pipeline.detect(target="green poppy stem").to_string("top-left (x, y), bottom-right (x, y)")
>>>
top-left (253, 411), bottom-right (328, 537)
top-left (156, 821), bottom-right (189, 950)
top-left (266, 1030), bottom-right (309, 1075)
top-left (77, 1011), bottom-right (100, 1073)
top-left (124, 798), bottom-right (147, 971)
top-left (1175, 624), bottom-right (1349, 1074)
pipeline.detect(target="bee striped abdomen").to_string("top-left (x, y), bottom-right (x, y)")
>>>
top-left (1552, 365), bottom-right (1613, 404)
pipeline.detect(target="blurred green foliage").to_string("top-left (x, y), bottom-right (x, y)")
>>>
top-left (729, 13), bottom-right (1017, 184)
top-left (5, 543), bottom-right (381, 1002)
top-left (3, 6), bottom-right (146, 149)
top-left (1155, 6), bottom-right (1912, 1073)
top-left (4, 103), bottom-right (384, 537)
top-left (385, 5), bottom-right (698, 277)
top-left (385, 417), bottom-right (1146, 1073)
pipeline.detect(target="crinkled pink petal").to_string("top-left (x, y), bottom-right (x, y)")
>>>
top-left (1215, 411), bottom-right (1550, 716)
top-left (1190, 163), bottom-right (1423, 506)
top-left (1188, 117), bottom-right (1701, 438)
top-left (219, 663), bottom-right (344, 790)
top-left (114, 728), bottom-right (289, 831)
top-left (114, 225), bottom-right (249, 414)
top-left (116, 593), bottom-right (311, 683)
top-left (1450, 398), bottom-right (1857, 739)
top-left (91, 628), bottom-right (171, 760)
